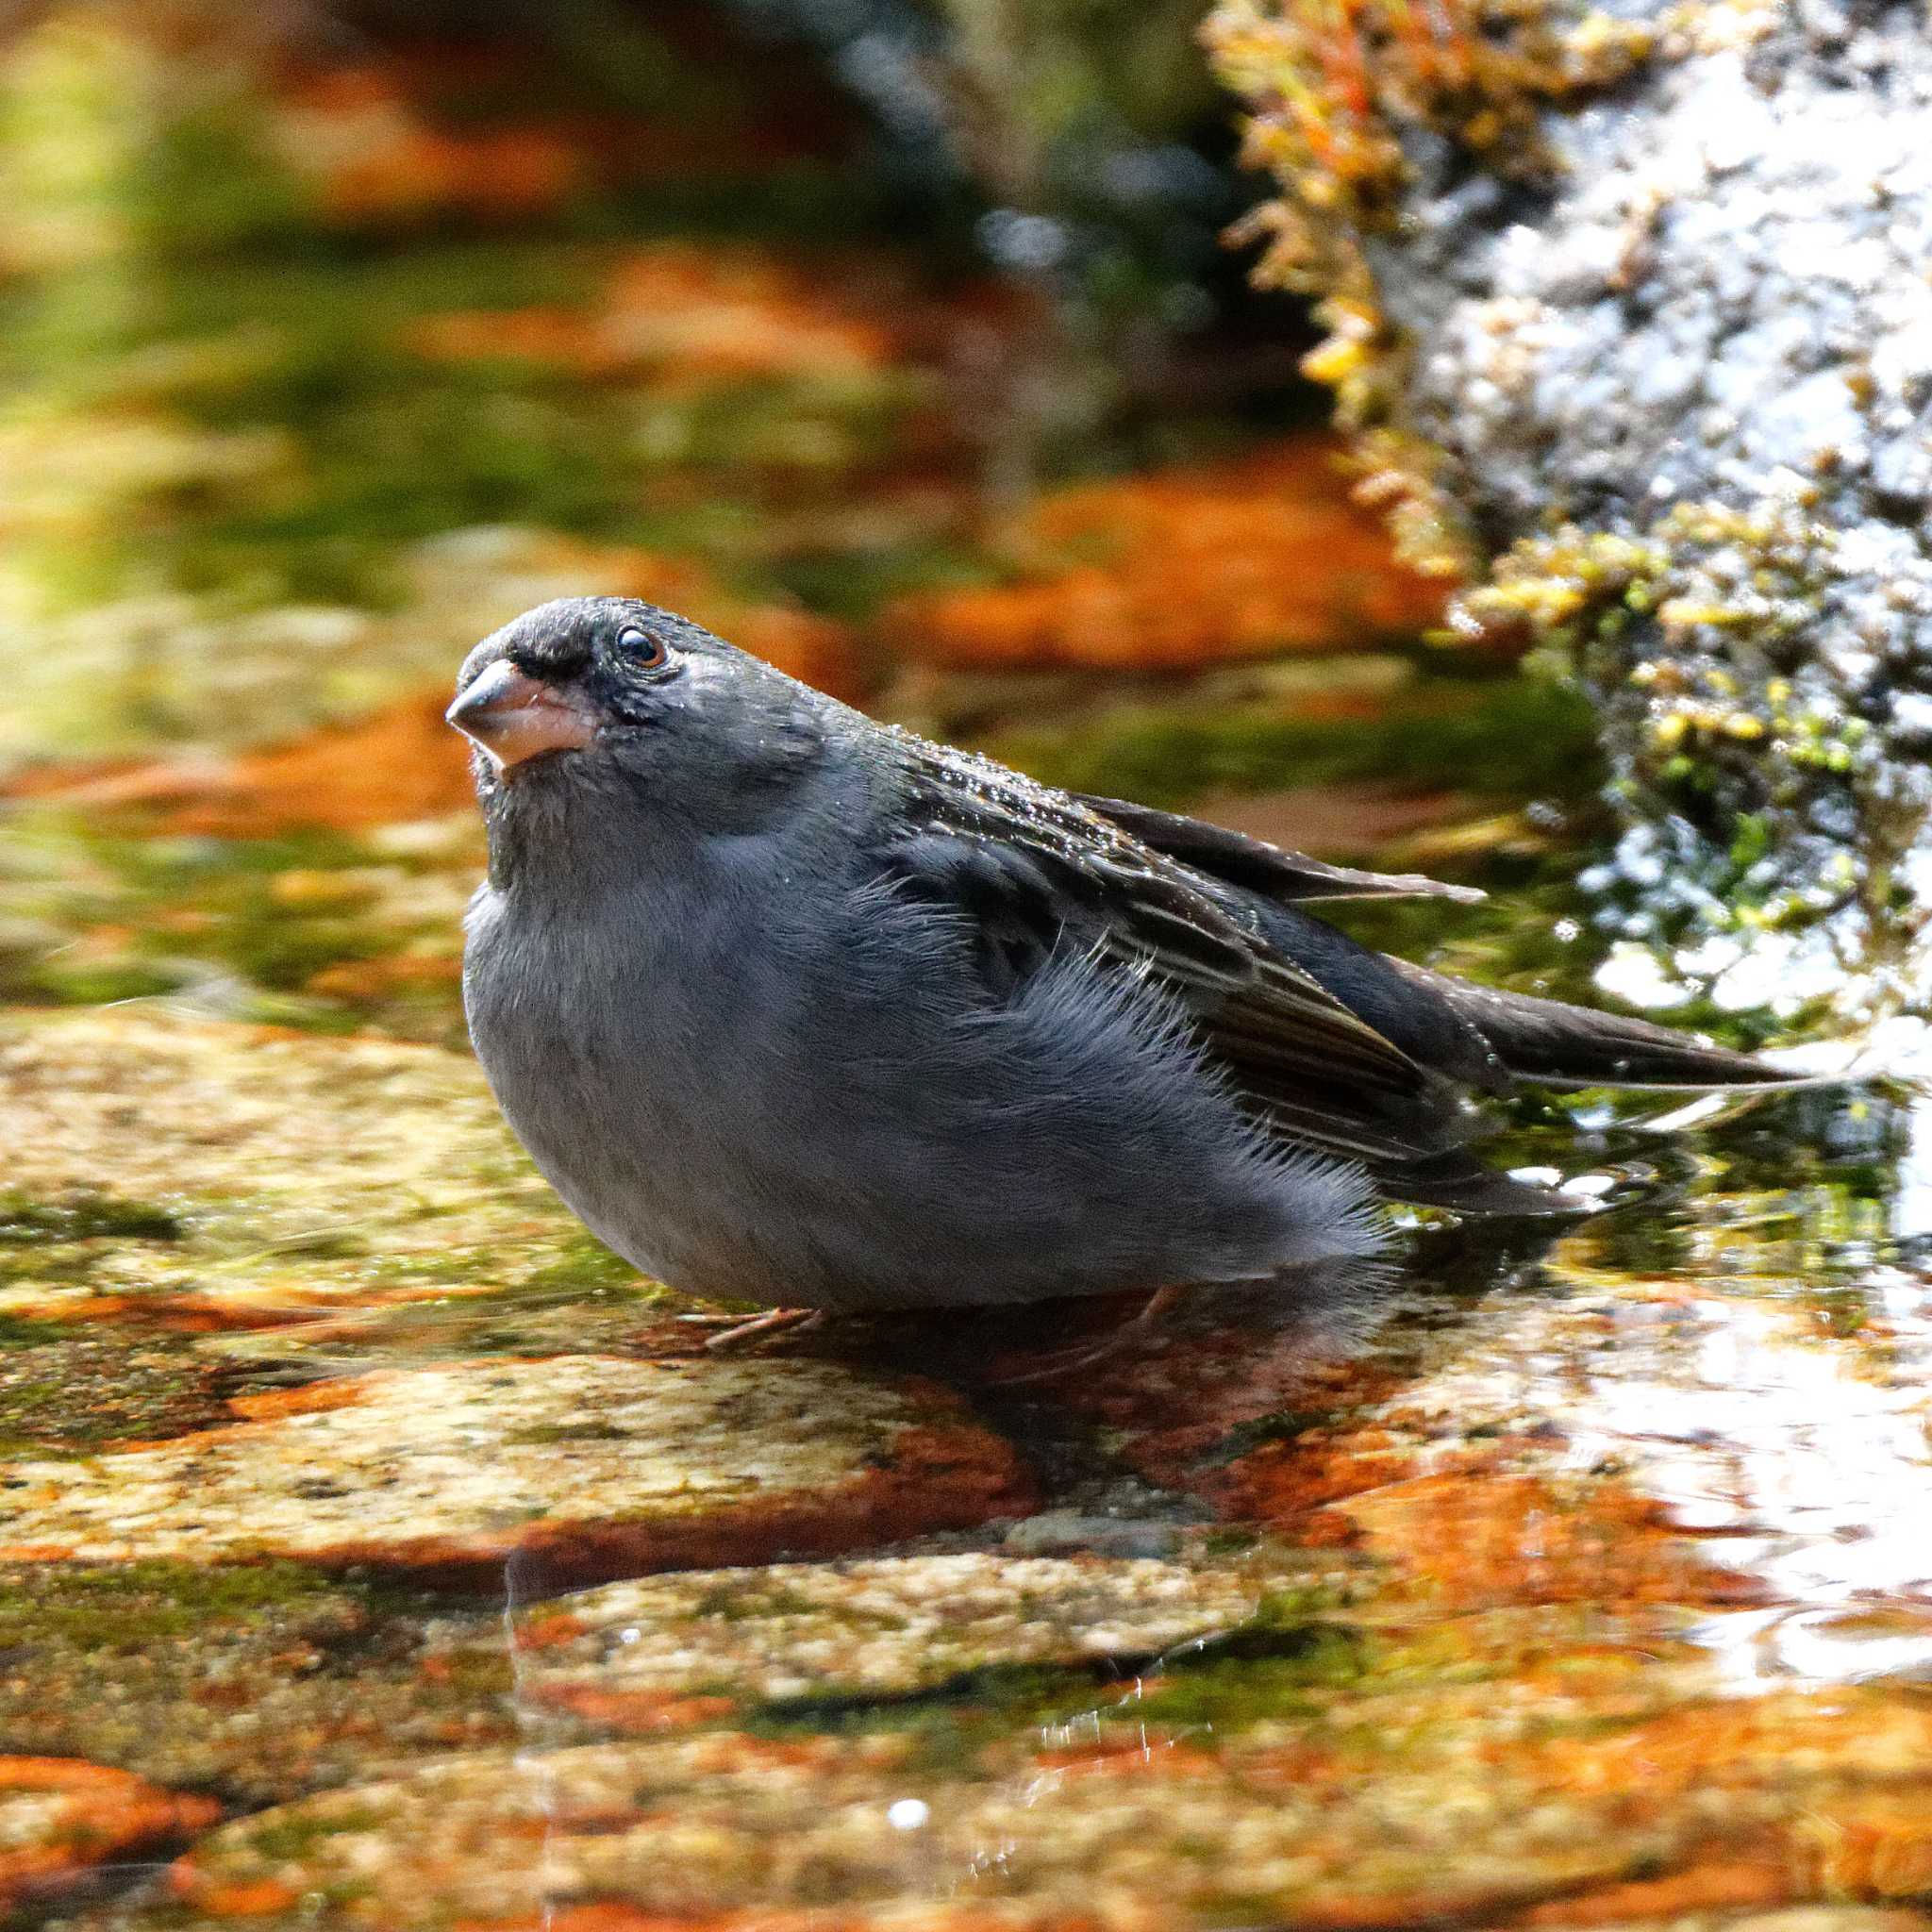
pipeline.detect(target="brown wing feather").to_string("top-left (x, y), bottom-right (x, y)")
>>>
top-left (888, 740), bottom-right (1479, 1176)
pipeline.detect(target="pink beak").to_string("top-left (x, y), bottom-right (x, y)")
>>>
top-left (446, 660), bottom-right (598, 773)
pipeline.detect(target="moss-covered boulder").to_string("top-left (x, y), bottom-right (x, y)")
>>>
top-left (1208, 0), bottom-right (1932, 1014)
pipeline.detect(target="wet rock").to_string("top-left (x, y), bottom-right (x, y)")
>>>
top-left (941, 1270), bottom-right (1407, 1500)
top-left (997, 1511), bottom-right (1184, 1560)
top-left (0, 1331), bottom-right (235, 1455)
top-left (0, 1563), bottom-right (516, 1808)
top-left (1277, 1243), bottom-right (1932, 1632)
top-left (0, 1357), bottom-right (1035, 1591)
top-left (142, 1731), bottom-right (1655, 1928)
top-left (1209, 0), bottom-right (1932, 1003)
top-left (0, 1010), bottom-right (608, 1321)
top-left (496, 1554), bottom-right (1257, 1718)
top-left (1568, 1915), bottom-right (1932, 1932)
top-left (0, 1756), bottom-right (217, 1915)
top-left (960, 1225), bottom-right (1932, 1639)
top-left (154, 1688), bottom-right (1932, 1929)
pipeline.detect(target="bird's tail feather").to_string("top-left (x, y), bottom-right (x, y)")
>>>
top-left (1375, 1149), bottom-right (1585, 1216)
top-left (1394, 963), bottom-right (1809, 1091)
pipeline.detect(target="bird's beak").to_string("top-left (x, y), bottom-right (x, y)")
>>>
top-left (446, 660), bottom-right (598, 773)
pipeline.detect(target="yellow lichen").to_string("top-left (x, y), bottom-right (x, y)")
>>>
top-left (1206, 0), bottom-right (1656, 580)
top-left (1450, 500), bottom-right (1856, 792)
top-left (1207, 0), bottom-right (1654, 288)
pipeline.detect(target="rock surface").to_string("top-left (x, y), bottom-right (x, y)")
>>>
top-left (0, 1562), bottom-right (518, 1808)
top-left (0, 1010), bottom-right (583, 1323)
top-left (1211, 0), bottom-right (1932, 1008)
top-left (8, 9), bottom-right (1932, 1927)
top-left (501, 1553), bottom-right (1261, 1715)
top-left (0, 1357), bottom-right (1035, 1590)
top-left (0, 1756), bottom-right (217, 1914)
top-left (158, 1690), bottom-right (1932, 1928)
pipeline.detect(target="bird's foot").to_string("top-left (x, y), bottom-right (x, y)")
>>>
top-left (987, 1284), bottom-right (1183, 1387)
top-left (1130, 1283), bottom-right (1184, 1328)
top-left (692, 1306), bottom-right (824, 1351)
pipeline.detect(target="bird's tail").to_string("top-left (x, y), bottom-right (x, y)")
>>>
top-left (1393, 962), bottom-right (1808, 1091)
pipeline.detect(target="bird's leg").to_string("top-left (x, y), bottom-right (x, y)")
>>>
top-left (1130, 1283), bottom-right (1184, 1331)
top-left (699, 1306), bottom-right (824, 1351)
top-left (990, 1284), bottom-right (1186, 1387)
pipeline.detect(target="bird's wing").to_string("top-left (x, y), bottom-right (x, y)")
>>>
top-left (1079, 790), bottom-right (1801, 1096)
top-left (881, 741), bottom-right (1492, 1180)
top-left (1074, 791), bottom-right (1486, 904)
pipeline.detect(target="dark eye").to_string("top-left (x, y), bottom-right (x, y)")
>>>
top-left (618, 626), bottom-right (670, 671)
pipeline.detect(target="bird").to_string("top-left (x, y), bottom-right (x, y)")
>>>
top-left (449, 595), bottom-right (1799, 1334)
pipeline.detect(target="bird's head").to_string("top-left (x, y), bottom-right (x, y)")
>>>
top-left (448, 597), bottom-right (831, 864)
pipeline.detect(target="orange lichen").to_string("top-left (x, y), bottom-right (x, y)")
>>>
top-left (267, 17), bottom-right (850, 230)
top-left (530, 1687), bottom-right (739, 1733)
top-left (1333, 1470), bottom-right (1762, 1609)
top-left (880, 439), bottom-right (1448, 670)
top-left (267, 25), bottom-right (846, 230)
top-left (409, 244), bottom-right (901, 388)
top-left (1204, 0), bottom-right (1653, 302)
top-left (272, 67), bottom-right (585, 223)
top-left (304, 954), bottom-right (462, 1001)
top-left (452, 1911), bottom-right (1127, 1932)
top-left (4, 542), bottom-right (860, 835)
top-left (0, 1758), bottom-right (220, 1911)
top-left (1523, 1857), bottom-right (1795, 1925)
top-left (175, 1874), bottom-right (304, 1918)
top-left (1031, 1736), bottom-right (1223, 1779)
top-left (0, 1365), bottom-right (1039, 1593)
top-left (1504, 1702), bottom-right (1932, 1924)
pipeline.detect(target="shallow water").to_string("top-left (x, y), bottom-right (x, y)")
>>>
top-left (4, 1009), bottom-right (1929, 1928)
top-left (3, 9), bottom-right (1931, 1929)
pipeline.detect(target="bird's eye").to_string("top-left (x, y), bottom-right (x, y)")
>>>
top-left (617, 626), bottom-right (670, 671)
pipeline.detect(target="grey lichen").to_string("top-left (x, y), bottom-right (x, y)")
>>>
top-left (1214, 0), bottom-right (1932, 1010)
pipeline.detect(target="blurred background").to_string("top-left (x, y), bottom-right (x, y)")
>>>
top-left (0, 0), bottom-right (1622, 1052)
top-left (9, 16), bottom-right (1932, 1917)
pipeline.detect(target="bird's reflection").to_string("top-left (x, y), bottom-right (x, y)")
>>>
top-left (819, 1218), bottom-right (1571, 1491)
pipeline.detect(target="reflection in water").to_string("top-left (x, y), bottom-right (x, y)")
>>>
top-left (10, 1059), bottom-right (1932, 1924)
top-left (1545, 1268), bottom-right (1932, 1684)
top-left (4, 923), bottom-right (1928, 1924)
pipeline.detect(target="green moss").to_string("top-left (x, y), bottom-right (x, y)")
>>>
top-left (514, 1236), bottom-right (646, 1298)
top-left (1450, 498), bottom-right (1897, 937)
top-left (0, 810), bottom-right (470, 1042)
top-left (1204, 0), bottom-right (1653, 581)
top-left (691, 1582), bottom-right (836, 1623)
top-left (0, 1329), bottom-right (235, 1454)
top-left (0, 1559), bottom-right (405, 1649)
top-left (242, 1805), bottom-right (388, 1863)
top-left (771, 538), bottom-right (1008, 625)
top-left (987, 668), bottom-right (1601, 810)
top-left (21, 958), bottom-right (188, 1006)
top-left (505, 1420), bottom-right (633, 1445)
top-left (0, 1304), bottom-right (79, 1346)
top-left (0, 1191), bottom-right (182, 1242)
top-left (1199, 1525), bottom-right (1264, 1557)
top-left (1124, 1629), bottom-right (1372, 1723)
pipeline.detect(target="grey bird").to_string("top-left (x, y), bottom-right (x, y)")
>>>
top-left (449, 596), bottom-right (1797, 1325)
